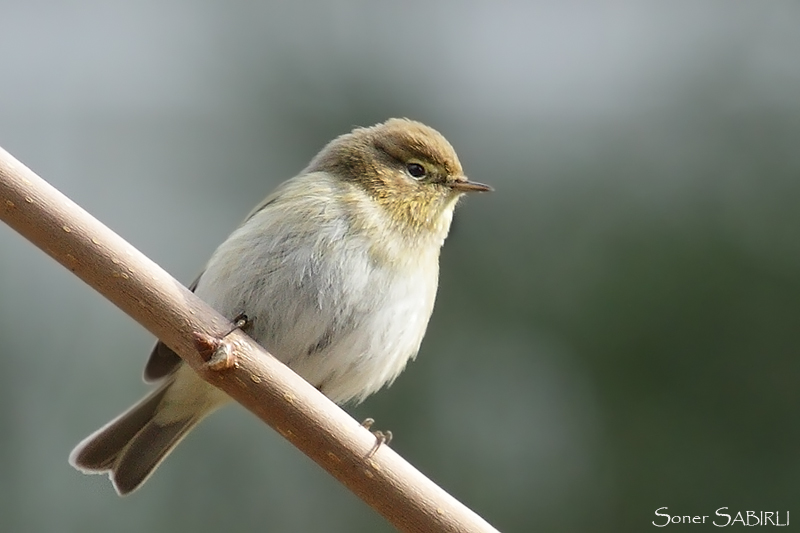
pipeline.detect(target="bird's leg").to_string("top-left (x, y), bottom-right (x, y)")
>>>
top-left (195, 314), bottom-right (253, 371)
top-left (361, 417), bottom-right (393, 458)
top-left (225, 313), bottom-right (253, 336)
top-left (211, 313), bottom-right (253, 370)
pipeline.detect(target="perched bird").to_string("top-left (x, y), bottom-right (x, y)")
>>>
top-left (70, 118), bottom-right (491, 495)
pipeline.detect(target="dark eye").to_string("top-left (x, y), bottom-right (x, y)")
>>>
top-left (406, 162), bottom-right (426, 179)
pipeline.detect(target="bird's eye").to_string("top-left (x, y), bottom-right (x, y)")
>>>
top-left (406, 162), bottom-right (426, 179)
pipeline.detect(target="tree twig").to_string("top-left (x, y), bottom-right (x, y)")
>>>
top-left (0, 145), bottom-right (499, 533)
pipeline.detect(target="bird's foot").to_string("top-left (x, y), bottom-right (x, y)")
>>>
top-left (193, 314), bottom-right (253, 371)
top-left (226, 313), bottom-right (253, 335)
top-left (361, 417), bottom-right (393, 458)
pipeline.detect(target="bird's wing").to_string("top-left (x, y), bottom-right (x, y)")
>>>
top-left (142, 275), bottom-right (201, 382)
top-left (142, 176), bottom-right (297, 382)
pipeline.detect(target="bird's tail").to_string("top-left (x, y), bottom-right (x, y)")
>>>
top-left (69, 376), bottom-right (211, 495)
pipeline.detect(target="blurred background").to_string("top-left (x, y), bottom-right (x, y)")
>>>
top-left (1, 1), bottom-right (799, 531)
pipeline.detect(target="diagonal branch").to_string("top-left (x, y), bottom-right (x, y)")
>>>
top-left (0, 145), bottom-right (499, 533)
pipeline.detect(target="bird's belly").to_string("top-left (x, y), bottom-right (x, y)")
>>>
top-left (291, 270), bottom-right (436, 404)
top-left (197, 233), bottom-right (438, 404)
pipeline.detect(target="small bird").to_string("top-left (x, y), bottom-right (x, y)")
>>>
top-left (69, 118), bottom-right (491, 495)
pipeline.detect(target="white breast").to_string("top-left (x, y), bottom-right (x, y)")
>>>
top-left (194, 174), bottom-right (445, 404)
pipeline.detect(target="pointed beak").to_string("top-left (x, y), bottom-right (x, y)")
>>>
top-left (449, 177), bottom-right (493, 193)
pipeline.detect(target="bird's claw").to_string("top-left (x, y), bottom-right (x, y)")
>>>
top-left (226, 313), bottom-right (253, 336)
top-left (361, 418), bottom-right (393, 458)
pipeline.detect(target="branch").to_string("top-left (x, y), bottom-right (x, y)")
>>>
top-left (0, 145), bottom-right (498, 533)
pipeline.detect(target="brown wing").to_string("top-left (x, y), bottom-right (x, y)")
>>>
top-left (143, 275), bottom-right (201, 382)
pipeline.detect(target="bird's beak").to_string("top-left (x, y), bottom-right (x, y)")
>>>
top-left (449, 177), bottom-right (493, 193)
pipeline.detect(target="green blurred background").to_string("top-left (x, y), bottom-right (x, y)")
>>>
top-left (1, 1), bottom-right (799, 531)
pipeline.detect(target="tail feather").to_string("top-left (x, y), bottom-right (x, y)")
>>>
top-left (69, 377), bottom-right (205, 495)
top-left (111, 415), bottom-right (201, 495)
top-left (70, 381), bottom-right (171, 472)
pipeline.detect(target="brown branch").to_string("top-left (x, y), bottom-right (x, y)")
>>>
top-left (0, 145), bottom-right (499, 533)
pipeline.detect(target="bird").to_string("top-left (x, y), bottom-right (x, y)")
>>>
top-left (69, 117), bottom-right (491, 495)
